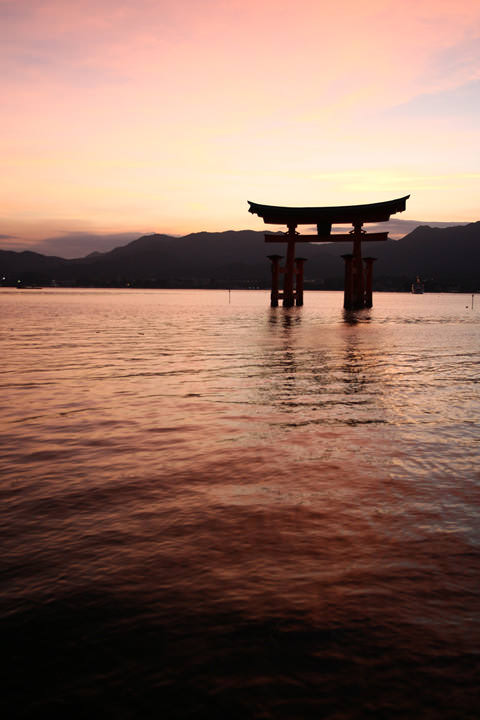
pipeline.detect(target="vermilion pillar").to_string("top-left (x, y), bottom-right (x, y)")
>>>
top-left (341, 253), bottom-right (354, 309)
top-left (295, 257), bottom-right (307, 306)
top-left (364, 257), bottom-right (376, 308)
top-left (283, 224), bottom-right (297, 307)
top-left (267, 254), bottom-right (283, 307)
top-left (352, 222), bottom-right (365, 309)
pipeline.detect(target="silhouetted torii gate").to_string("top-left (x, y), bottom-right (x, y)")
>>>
top-left (248, 196), bottom-right (409, 309)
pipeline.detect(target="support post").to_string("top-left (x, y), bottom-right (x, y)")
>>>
top-left (295, 257), bottom-right (306, 306)
top-left (267, 254), bottom-right (283, 307)
top-left (341, 254), bottom-right (354, 309)
top-left (283, 224), bottom-right (297, 307)
top-left (352, 222), bottom-right (365, 309)
top-left (363, 257), bottom-right (376, 308)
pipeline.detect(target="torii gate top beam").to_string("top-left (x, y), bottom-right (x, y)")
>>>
top-left (248, 195), bottom-right (409, 229)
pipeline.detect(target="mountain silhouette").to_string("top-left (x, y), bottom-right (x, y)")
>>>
top-left (1, 223), bottom-right (479, 291)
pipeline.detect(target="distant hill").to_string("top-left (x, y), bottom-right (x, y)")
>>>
top-left (1, 223), bottom-right (479, 291)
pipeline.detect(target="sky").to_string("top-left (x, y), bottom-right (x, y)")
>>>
top-left (1, 0), bottom-right (479, 256)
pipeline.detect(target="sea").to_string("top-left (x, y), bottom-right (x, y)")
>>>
top-left (1, 288), bottom-right (479, 719)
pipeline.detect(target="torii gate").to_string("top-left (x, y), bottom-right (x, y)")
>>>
top-left (248, 196), bottom-right (409, 309)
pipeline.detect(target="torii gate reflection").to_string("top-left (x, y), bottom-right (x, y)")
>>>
top-left (249, 196), bottom-right (409, 309)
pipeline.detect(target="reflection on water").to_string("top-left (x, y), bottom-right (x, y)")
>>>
top-left (342, 308), bottom-right (372, 325)
top-left (1, 289), bottom-right (480, 719)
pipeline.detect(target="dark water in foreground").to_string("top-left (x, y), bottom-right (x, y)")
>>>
top-left (1, 289), bottom-right (480, 719)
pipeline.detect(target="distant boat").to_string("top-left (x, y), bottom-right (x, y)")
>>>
top-left (411, 276), bottom-right (424, 294)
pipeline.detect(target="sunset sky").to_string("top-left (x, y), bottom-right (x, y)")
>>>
top-left (2, 0), bottom-right (479, 255)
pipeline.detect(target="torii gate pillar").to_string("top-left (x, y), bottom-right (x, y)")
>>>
top-left (364, 257), bottom-right (376, 308)
top-left (351, 223), bottom-right (365, 309)
top-left (341, 254), bottom-right (354, 310)
top-left (267, 254), bottom-right (283, 307)
top-left (295, 257), bottom-right (307, 306)
top-left (283, 225), bottom-right (297, 307)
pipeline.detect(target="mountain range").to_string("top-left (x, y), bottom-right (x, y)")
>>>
top-left (1, 222), bottom-right (479, 292)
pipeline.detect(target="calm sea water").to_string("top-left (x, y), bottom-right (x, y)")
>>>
top-left (1, 289), bottom-right (480, 719)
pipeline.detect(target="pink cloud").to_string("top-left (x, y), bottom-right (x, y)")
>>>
top-left (1, 0), bottom-right (480, 242)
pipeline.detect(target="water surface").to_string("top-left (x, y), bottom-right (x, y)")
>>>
top-left (1, 289), bottom-right (479, 718)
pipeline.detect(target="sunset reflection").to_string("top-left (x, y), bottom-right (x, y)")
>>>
top-left (2, 288), bottom-right (480, 720)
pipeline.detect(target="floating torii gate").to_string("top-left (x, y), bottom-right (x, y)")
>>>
top-left (248, 196), bottom-right (409, 309)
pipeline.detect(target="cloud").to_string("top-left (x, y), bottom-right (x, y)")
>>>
top-left (1, 0), bottom-right (480, 234)
top-left (0, 231), bottom-right (144, 258)
top-left (430, 35), bottom-right (480, 89)
top-left (29, 232), bottom-right (144, 258)
top-left (325, 218), bottom-right (470, 239)
top-left (388, 80), bottom-right (480, 119)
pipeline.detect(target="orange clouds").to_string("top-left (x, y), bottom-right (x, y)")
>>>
top-left (1, 0), bottom-right (479, 248)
